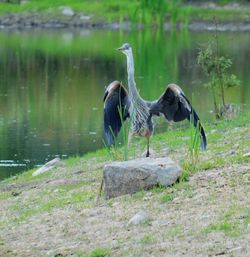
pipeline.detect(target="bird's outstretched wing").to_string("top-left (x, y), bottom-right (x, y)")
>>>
top-left (103, 81), bottom-right (130, 145)
top-left (149, 83), bottom-right (207, 150)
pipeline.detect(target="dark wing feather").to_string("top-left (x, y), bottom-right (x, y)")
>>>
top-left (103, 81), bottom-right (130, 145)
top-left (149, 83), bottom-right (207, 150)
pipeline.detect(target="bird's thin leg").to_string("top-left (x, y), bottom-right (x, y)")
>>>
top-left (146, 138), bottom-right (150, 157)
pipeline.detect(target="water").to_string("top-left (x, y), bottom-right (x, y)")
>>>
top-left (0, 29), bottom-right (249, 180)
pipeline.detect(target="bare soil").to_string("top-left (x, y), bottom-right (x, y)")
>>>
top-left (0, 126), bottom-right (249, 257)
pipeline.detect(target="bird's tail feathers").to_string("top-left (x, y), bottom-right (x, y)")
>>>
top-left (104, 125), bottom-right (116, 146)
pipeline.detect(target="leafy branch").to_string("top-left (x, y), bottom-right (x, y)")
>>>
top-left (197, 35), bottom-right (240, 119)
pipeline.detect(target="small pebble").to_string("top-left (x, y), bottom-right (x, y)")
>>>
top-left (152, 220), bottom-right (169, 227)
top-left (11, 191), bottom-right (21, 197)
top-left (229, 150), bottom-right (237, 155)
top-left (127, 211), bottom-right (151, 226)
top-left (111, 239), bottom-right (119, 249)
top-left (243, 152), bottom-right (250, 158)
top-left (112, 202), bottom-right (119, 207)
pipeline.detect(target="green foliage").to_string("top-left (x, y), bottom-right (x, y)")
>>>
top-left (180, 111), bottom-right (201, 182)
top-left (136, 0), bottom-right (167, 27)
top-left (202, 205), bottom-right (250, 237)
top-left (140, 234), bottom-right (155, 244)
top-left (0, 191), bottom-right (11, 201)
top-left (89, 247), bottom-right (111, 257)
top-left (165, 225), bottom-right (184, 238)
top-left (188, 115), bottom-right (201, 161)
top-left (134, 0), bottom-right (184, 28)
top-left (0, 0), bottom-right (250, 28)
top-left (7, 183), bottom-right (95, 224)
top-left (150, 184), bottom-right (166, 193)
top-left (204, 221), bottom-right (234, 233)
top-left (160, 192), bottom-right (175, 203)
top-left (197, 36), bottom-right (240, 119)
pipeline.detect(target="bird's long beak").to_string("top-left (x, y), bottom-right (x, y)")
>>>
top-left (117, 47), bottom-right (124, 51)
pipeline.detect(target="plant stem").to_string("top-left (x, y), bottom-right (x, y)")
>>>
top-left (211, 82), bottom-right (220, 119)
top-left (214, 17), bottom-right (226, 107)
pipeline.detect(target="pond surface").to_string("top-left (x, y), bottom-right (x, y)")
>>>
top-left (0, 28), bottom-right (249, 180)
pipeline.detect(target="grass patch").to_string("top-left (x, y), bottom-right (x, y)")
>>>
top-left (203, 220), bottom-right (240, 236)
top-left (131, 191), bottom-right (146, 201)
top-left (199, 160), bottom-right (218, 170)
top-left (88, 247), bottom-right (111, 257)
top-left (150, 185), bottom-right (166, 194)
top-left (243, 214), bottom-right (250, 226)
top-left (203, 205), bottom-right (250, 237)
top-left (7, 182), bottom-right (95, 224)
top-left (160, 192), bottom-right (175, 203)
top-left (140, 234), bottom-right (155, 244)
top-left (165, 225), bottom-right (184, 239)
top-left (0, 167), bottom-right (52, 187)
top-left (64, 156), bottom-right (82, 167)
top-left (0, 191), bottom-right (11, 201)
top-left (0, 238), bottom-right (5, 246)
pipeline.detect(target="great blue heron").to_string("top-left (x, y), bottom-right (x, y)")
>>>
top-left (103, 43), bottom-right (207, 157)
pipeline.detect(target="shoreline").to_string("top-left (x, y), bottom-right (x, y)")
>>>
top-left (1, 20), bottom-right (250, 32)
top-left (0, 11), bottom-right (250, 31)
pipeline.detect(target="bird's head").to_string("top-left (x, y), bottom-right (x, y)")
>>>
top-left (117, 43), bottom-right (131, 55)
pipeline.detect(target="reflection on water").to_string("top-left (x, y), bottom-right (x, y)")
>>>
top-left (0, 29), bottom-right (249, 180)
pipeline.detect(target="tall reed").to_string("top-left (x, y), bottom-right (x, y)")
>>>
top-left (133, 0), bottom-right (184, 29)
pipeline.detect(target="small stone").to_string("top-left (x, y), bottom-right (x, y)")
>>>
top-left (143, 196), bottom-right (150, 201)
top-left (111, 240), bottom-right (119, 249)
top-left (60, 7), bottom-right (74, 16)
top-left (21, 0), bottom-right (30, 4)
top-left (79, 15), bottom-right (91, 20)
top-left (127, 211), bottom-right (150, 226)
top-left (112, 202), bottom-right (119, 207)
top-left (243, 152), bottom-right (250, 158)
top-left (229, 150), bottom-right (237, 155)
top-left (32, 158), bottom-right (64, 176)
top-left (143, 192), bottom-right (153, 201)
top-left (172, 197), bottom-right (180, 203)
top-left (152, 220), bottom-right (169, 227)
top-left (11, 191), bottom-right (21, 197)
top-left (206, 3), bottom-right (217, 8)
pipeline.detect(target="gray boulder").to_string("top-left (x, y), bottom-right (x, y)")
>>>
top-left (103, 157), bottom-right (181, 199)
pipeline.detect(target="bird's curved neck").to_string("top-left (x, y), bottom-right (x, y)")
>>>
top-left (126, 50), bottom-right (140, 100)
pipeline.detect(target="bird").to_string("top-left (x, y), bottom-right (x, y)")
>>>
top-left (103, 43), bottom-right (207, 157)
